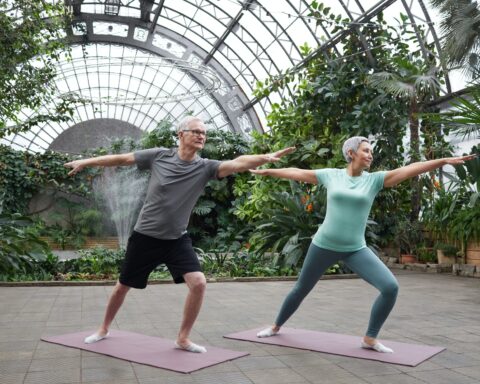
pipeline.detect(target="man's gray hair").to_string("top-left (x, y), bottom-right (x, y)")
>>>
top-left (176, 116), bottom-right (204, 133)
top-left (342, 136), bottom-right (370, 163)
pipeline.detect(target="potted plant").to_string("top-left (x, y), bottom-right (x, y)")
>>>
top-left (395, 219), bottom-right (423, 264)
top-left (448, 207), bottom-right (480, 265)
top-left (416, 245), bottom-right (437, 264)
top-left (434, 242), bottom-right (458, 265)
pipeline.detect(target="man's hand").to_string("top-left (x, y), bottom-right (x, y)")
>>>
top-left (264, 147), bottom-right (296, 162)
top-left (216, 147), bottom-right (296, 178)
top-left (64, 159), bottom-right (86, 176)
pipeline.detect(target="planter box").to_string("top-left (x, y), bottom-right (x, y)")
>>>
top-left (40, 237), bottom-right (119, 250)
top-left (436, 249), bottom-right (455, 265)
top-left (466, 241), bottom-right (480, 266)
top-left (84, 237), bottom-right (119, 249)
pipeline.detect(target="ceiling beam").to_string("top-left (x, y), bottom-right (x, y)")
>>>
top-left (203, 0), bottom-right (255, 65)
top-left (149, 0), bottom-right (166, 34)
top-left (243, 0), bottom-right (397, 111)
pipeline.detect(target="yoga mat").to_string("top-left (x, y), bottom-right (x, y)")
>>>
top-left (224, 327), bottom-right (445, 366)
top-left (41, 330), bottom-right (249, 373)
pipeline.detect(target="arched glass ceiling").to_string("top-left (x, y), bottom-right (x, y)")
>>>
top-left (2, 0), bottom-right (461, 153)
top-left (3, 43), bottom-right (231, 152)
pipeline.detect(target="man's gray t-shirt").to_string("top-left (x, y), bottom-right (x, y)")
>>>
top-left (133, 147), bottom-right (221, 239)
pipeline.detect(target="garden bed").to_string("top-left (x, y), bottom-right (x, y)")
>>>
top-left (0, 273), bottom-right (359, 287)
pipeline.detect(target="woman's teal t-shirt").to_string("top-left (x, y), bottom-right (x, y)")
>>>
top-left (312, 168), bottom-right (387, 252)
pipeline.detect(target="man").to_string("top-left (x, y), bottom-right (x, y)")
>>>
top-left (64, 116), bottom-right (294, 353)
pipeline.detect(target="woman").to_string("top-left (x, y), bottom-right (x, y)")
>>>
top-left (251, 136), bottom-right (476, 353)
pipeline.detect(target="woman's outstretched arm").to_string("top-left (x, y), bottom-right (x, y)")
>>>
top-left (383, 154), bottom-right (477, 188)
top-left (250, 167), bottom-right (318, 184)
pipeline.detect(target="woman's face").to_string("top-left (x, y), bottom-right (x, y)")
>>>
top-left (350, 141), bottom-right (373, 169)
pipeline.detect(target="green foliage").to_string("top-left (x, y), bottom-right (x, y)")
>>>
top-left (0, 213), bottom-right (49, 275)
top-left (430, 0), bottom-right (480, 79)
top-left (423, 148), bottom-right (480, 248)
top-left (249, 181), bottom-right (326, 268)
top-left (0, 0), bottom-right (75, 137)
top-left (427, 88), bottom-right (480, 141)
top-left (422, 189), bottom-right (457, 243)
top-left (416, 246), bottom-right (437, 263)
top-left (59, 247), bottom-right (124, 277)
top-left (196, 247), bottom-right (298, 278)
top-left (448, 206), bottom-right (480, 245)
top-left (394, 218), bottom-right (424, 255)
top-left (434, 242), bottom-right (459, 257)
top-left (235, 7), bottom-right (433, 246)
top-left (46, 196), bottom-right (103, 235)
top-left (139, 120), bottom-right (176, 149)
top-left (0, 145), bottom-right (95, 214)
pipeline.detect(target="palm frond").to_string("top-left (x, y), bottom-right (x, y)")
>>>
top-left (192, 200), bottom-right (216, 216)
top-left (367, 72), bottom-right (415, 99)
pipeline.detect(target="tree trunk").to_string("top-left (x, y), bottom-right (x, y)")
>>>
top-left (409, 99), bottom-right (421, 222)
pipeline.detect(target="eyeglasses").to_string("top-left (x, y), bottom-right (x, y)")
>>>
top-left (182, 129), bottom-right (207, 137)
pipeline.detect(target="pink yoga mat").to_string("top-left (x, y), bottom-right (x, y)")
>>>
top-left (41, 330), bottom-right (249, 373)
top-left (224, 327), bottom-right (445, 366)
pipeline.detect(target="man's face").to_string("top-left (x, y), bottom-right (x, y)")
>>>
top-left (179, 120), bottom-right (207, 150)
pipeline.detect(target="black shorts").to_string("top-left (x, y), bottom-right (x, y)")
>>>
top-left (119, 231), bottom-right (202, 289)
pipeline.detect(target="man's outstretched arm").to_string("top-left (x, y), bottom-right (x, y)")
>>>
top-left (217, 147), bottom-right (295, 178)
top-left (64, 153), bottom-right (135, 176)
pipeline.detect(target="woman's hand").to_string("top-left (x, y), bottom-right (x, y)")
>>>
top-left (249, 169), bottom-right (270, 176)
top-left (384, 153), bottom-right (478, 188)
top-left (443, 154), bottom-right (478, 165)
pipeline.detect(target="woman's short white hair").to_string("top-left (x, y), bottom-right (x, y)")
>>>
top-left (176, 116), bottom-right (204, 133)
top-left (342, 136), bottom-right (370, 163)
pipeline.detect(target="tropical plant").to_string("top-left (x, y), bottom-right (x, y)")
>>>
top-left (422, 189), bottom-right (458, 243)
top-left (367, 57), bottom-right (442, 221)
top-left (416, 246), bottom-right (437, 263)
top-left (394, 218), bottom-right (424, 255)
top-left (434, 242), bottom-right (459, 257)
top-left (449, 146), bottom-right (480, 207)
top-left (0, 0), bottom-right (75, 137)
top-left (430, 0), bottom-right (480, 79)
top-left (235, 6), bottom-right (430, 243)
top-left (0, 213), bottom-right (49, 274)
top-left (248, 180), bottom-right (326, 268)
top-left (447, 206), bottom-right (480, 246)
top-left (431, 89), bottom-right (480, 140)
top-left (0, 145), bottom-right (95, 215)
top-left (58, 247), bottom-right (125, 279)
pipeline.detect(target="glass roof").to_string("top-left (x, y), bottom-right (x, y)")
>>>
top-left (2, 0), bottom-right (465, 152)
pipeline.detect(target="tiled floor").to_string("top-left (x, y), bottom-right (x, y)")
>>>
top-left (1, 270), bottom-right (480, 384)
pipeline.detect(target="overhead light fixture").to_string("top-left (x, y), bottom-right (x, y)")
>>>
top-left (105, 0), bottom-right (121, 16)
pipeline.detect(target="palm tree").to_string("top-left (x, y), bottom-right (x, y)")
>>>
top-left (367, 57), bottom-right (442, 221)
top-left (430, 0), bottom-right (480, 79)
top-left (435, 88), bottom-right (480, 140)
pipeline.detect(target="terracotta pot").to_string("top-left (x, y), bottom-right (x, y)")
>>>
top-left (400, 254), bottom-right (416, 264)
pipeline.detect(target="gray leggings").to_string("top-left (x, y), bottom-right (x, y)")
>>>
top-left (275, 243), bottom-right (399, 338)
